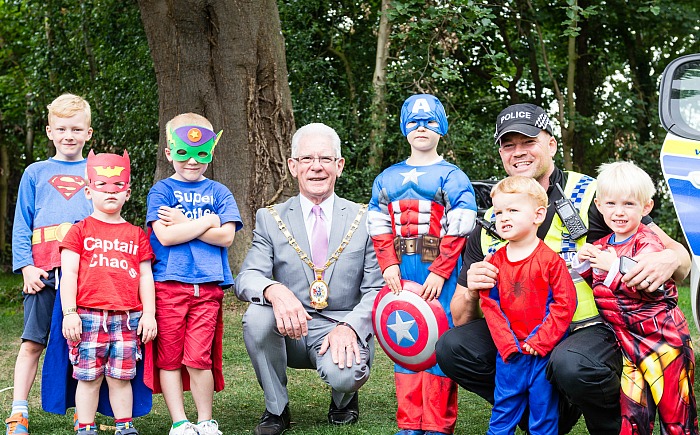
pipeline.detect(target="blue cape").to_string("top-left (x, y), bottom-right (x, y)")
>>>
top-left (41, 287), bottom-right (152, 417)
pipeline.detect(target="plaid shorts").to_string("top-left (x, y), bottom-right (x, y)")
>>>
top-left (68, 308), bottom-right (142, 381)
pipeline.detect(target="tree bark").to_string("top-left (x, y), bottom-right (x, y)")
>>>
top-left (0, 112), bottom-right (7, 253)
top-left (137, 0), bottom-right (296, 272)
top-left (572, 1), bottom-right (603, 174)
top-left (25, 93), bottom-right (35, 164)
top-left (562, 17), bottom-right (577, 171)
top-left (368, 0), bottom-right (391, 171)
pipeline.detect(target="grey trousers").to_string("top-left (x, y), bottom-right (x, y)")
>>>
top-left (242, 304), bottom-right (373, 416)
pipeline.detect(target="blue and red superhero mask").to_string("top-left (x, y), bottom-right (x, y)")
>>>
top-left (400, 94), bottom-right (449, 137)
top-left (86, 150), bottom-right (131, 192)
top-left (166, 125), bottom-right (222, 164)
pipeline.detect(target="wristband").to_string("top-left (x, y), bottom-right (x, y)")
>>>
top-left (63, 307), bottom-right (78, 317)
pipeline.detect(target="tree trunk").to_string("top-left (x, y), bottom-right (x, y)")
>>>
top-left (528, 0), bottom-right (577, 170)
top-left (368, 0), bottom-right (391, 171)
top-left (562, 21), bottom-right (577, 171)
top-left (137, 0), bottom-right (296, 273)
top-left (25, 93), bottom-right (35, 164)
top-left (624, 31), bottom-right (654, 145)
top-left (572, 6), bottom-right (592, 173)
top-left (0, 113), bottom-right (8, 253)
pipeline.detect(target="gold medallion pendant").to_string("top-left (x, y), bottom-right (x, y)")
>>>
top-left (266, 204), bottom-right (367, 312)
top-left (310, 269), bottom-right (329, 309)
top-left (309, 278), bottom-right (329, 309)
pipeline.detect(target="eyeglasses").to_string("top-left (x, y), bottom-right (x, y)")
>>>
top-left (293, 155), bottom-right (339, 165)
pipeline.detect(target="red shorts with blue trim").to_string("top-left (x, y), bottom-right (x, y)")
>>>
top-left (68, 307), bottom-right (142, 381)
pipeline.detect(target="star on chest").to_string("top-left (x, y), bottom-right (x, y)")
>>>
top-left (399, 168), bottom-right (426, 186)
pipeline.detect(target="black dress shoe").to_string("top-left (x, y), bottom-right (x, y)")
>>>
top-left (328, 392), bottom-right (359, 425)
top-left (254, 404), bottom-right (291, 435)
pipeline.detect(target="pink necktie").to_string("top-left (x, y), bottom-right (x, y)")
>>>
top-left (311, 205), bottom-right (328, 268)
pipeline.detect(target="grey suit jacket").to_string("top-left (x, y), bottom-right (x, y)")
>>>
top-left (234, 194), bottom-right (383, 345)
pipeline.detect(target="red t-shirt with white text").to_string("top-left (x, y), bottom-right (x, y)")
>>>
top-left (60, 216), bottom-right (154, 311)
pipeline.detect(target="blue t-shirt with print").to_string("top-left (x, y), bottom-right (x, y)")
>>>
top-left (147, 177), bottom-right (242, 287)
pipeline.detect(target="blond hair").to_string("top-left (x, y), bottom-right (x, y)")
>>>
top-left (596, 161), bottom-right (655, 204)
top-left (47, 93), bottom-right (91, 126)
top-left (165, 112), bottom-right (213, 132)
top-left (491, 175), bottom-right (548, 208)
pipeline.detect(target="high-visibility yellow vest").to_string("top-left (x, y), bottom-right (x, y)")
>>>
top-left (480, 171), bottom-right (599, 323)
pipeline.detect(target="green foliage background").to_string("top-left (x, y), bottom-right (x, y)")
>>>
top-left (0, 0), bottom-right (158, 244)
top-left (1, 0), bottom-right (700, 269)
top-left (280, 0), bottom-right (700, 242)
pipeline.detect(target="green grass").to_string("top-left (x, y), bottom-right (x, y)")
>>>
top-left (0, 273), bottom-right (697, 434)
top-left (0, 273), bottom-right (23, 307)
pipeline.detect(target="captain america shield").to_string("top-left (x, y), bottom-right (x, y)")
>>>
top-left (372, 280), bottom-right (449, 371)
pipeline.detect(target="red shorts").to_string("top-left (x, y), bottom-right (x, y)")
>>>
top-left (154, 281), bottom-right (223, 370)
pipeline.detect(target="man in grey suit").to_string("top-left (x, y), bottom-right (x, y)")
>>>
top-left (235, 123), bottom-right (383, 435)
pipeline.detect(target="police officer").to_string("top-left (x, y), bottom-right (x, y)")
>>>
top-left (435, 103), bottom-right (691, 434)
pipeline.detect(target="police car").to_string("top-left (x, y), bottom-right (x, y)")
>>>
top-left (658, 53), bottom-right (700, 331)
top-left (471, 180), bottom-right (497, 218)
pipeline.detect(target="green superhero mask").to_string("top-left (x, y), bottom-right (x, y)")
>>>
top-left (167, 125), bottom-right (223, 164)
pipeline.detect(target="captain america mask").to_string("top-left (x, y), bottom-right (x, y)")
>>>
top-left (167, 125), bottom-right (222, 164)
top-left (86, 150), bottom-right (131, 192)
top-left (400, 94), bottom-right (449, 137)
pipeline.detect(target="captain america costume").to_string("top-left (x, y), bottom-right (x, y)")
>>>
top-left (368, 94), bottom-right (477, 434)
top-left (575, 224), bottom-right (697, 435)
top-left (368, 159), bottom-right (478, 289)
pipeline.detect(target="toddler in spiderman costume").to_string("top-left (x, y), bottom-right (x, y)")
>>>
top-left (367, 94), bottom-right (477, 435)
top-left (480, 176), bottom-right (577, 435)
top-left (573, 161), bottom-right (697, 435)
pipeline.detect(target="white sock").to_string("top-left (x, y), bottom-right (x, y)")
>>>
top-left (11, 400), bottom-right (28, 417)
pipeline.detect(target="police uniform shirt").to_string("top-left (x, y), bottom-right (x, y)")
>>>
top-left (457, 167), bottom-right (653, 287)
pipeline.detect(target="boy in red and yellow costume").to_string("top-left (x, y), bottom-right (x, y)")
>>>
top-left (574, 161), bottom-right (697, 435)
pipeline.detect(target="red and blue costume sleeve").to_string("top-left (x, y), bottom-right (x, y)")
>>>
top-left (480, 242), bottom-right (577, 360)
top-left (367, 173), bottom-right (399, 272)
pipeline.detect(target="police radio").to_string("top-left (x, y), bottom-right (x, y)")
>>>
top-left (477, 216), bottom-right (503, 240)
top-left (554, 184), bottom-right (588, 240)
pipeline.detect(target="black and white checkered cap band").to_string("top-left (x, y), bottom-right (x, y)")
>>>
top-left (534, 113), bottom-right (551, 131)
